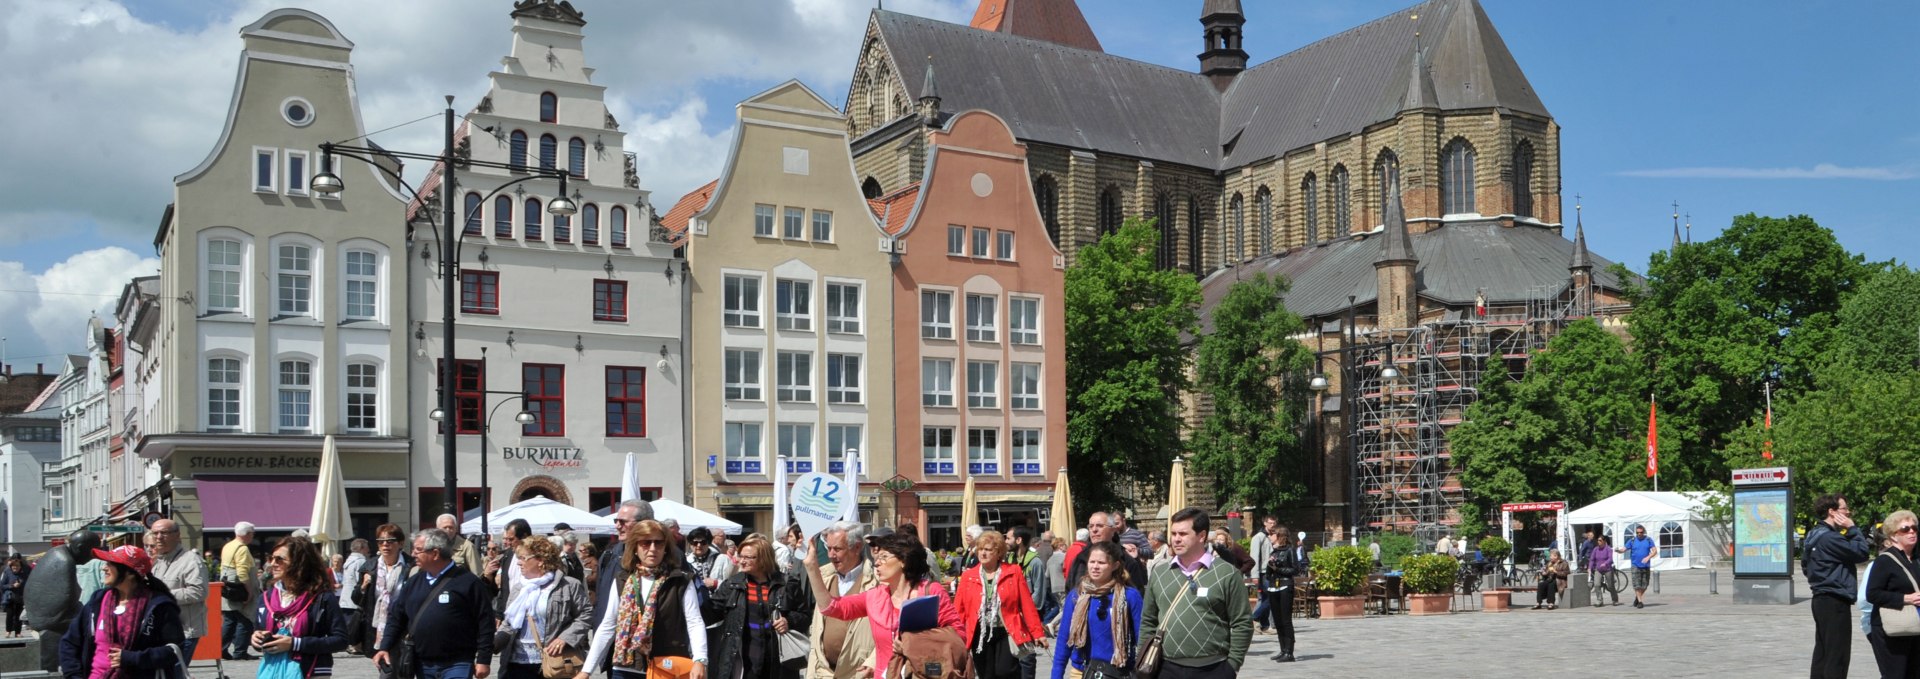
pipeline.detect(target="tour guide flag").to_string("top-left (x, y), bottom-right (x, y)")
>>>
top-left (1646, 397), bottom-right (1659, 479)
top-left (789, 471), bottom-right (845, 540)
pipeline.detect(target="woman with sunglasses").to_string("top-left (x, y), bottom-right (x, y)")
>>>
top-left (578, 519), bottom-right (708, 679)
top-left (707, 534), bottom-right (808, 679)
top-left (1866, 510), bottom-right (1920, 677)
top-left (249, 536), bottom-right (349, 679)
top-left (58, 545), bottom-right (186, 679)
top-left (500, 535), bottom-right (592, 679)
top-left (805, 530), bottom-right (961, 678)
top-left (353, 524), bottom-right (412, 678)
top-left (1050, 542), bottom-right (1139, 679)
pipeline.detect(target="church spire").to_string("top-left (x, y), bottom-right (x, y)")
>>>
top-left (1671, 201), bottom-right (1681, 249)
top-left (918, 56), bottom-right (941, 127)
top-left (1401, 43), bottom-right (1437, 112)
top-left (1199, 0), bottom-right (1248, 91)
top-left (1375, 176), bottom-right (1415, 266)
top-left (1569, 202), bottom-right (1591, 271)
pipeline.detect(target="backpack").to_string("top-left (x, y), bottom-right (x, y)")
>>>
top-left (887, 594), bottom-right (970, 679)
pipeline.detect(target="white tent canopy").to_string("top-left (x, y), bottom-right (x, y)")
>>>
top-left (461, 497), bottom-right (616, 536)
top-left (651, 498), bottom-right (744, 536)
top-left (1567, 490), bottom-right (1729, 571)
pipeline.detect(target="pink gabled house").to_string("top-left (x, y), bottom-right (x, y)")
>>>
top-left (884, 110), bottom-right (1066, 549)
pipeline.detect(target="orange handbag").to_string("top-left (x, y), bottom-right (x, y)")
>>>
top-left (646, 656), bottom-right (697, 679)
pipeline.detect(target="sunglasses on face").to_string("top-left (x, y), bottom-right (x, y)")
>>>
top-left (613, 519), bottom-right (634, 526)
top-left (1897, 525), bottom-right (1917, 535)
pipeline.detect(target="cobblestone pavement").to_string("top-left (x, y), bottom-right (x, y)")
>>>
top-left (184, 571), bottom-right (1865, 679)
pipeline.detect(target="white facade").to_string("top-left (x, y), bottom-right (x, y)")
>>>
top-left (408, 1), bottom-right (686, 525)
top-left (113, 277), bottom-right (165, 516)
top-left (0, 403), bottom-right (61, 551)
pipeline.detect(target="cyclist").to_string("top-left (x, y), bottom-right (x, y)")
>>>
top-left (1587, 535), bottom-right (1618, 606)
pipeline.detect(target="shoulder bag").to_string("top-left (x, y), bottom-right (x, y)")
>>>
top-left (1879, 552), bottom-right (1920, 637)
top-left (1132, 574), bottom-right (1194, 679)
top-left (529, 610), bottom-right (587, 679)
top-left (391, 576), bottom-right (456, 679)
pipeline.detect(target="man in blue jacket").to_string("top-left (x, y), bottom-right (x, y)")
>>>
top-left (373, 528), bottom-right (495, 679)
top-left (1804, 494), bottom-right (1872, 679)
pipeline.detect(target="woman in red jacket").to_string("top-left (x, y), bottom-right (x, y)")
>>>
top-left (955, 530), bottom-right (1047, 679)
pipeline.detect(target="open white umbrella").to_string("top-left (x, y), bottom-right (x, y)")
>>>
top-left (651, 498), bottom-right (746, 536)
top-left (462, 497), bottom-right (616, 535)
top-left (621, 452), bottom-right (642, 502)
top-left (308, 435), bottom-right (353, 557)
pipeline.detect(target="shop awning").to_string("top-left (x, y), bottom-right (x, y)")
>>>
top-left (197, 475), bottom-right (315, 532)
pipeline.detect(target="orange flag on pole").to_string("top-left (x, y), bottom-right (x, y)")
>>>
top-left (1646, 397), bottom-right (1659, 479)
top-left (1763, 383), bottom-right (1774, 460)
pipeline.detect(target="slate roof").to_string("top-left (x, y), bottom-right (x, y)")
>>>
top-left (877, 0), bottom-right (1548, 171)
top-left (1198, 222), bottom-right (1627, 331)
top-left (968, 0), bottom-right (1103, 53)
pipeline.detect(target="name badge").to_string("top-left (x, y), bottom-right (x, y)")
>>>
top-left (438, 593), bottom-right (450, 604)
top-left (1195, 586), bottom-right (1209, 599)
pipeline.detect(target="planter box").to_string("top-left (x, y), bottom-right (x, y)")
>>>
top-left (1318, 594), bottom-right (1366, 620)
top-left (1407, 592), bottom-right (1452, 616)
top-left (1482, 588), bottom-right (1512, 612)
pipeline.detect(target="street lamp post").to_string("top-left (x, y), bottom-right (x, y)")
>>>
top-left (430, 349), bottom-right (533, 536)
top-left (312, 96), bottom-right (574, 519)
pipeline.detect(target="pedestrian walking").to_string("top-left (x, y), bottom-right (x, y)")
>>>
top-left (687, 527), bottom-right (735, 592)
top-left (146, 520), bottom-right (208, 660)
top-left (435, 515), bottom-right (486, 576)
top-left (1140, 508), bottom-right (1251, 679)
top-left (577, 519), bottom-right (707, 679)
top-left (1257, 526), bottom-right (1301, 663)
top-left (488, 520), bottom-right (535, 615)
top-left (1865, 509), bottom-right (1920, 678)
top-left (1531, 551), bottom-right (1568, 610)
top-left (1586, 535), bottom-right (1617, 606)
top-left (251, 536), bottom-right (351, 678)
top-left (1066, 514), bottom-right (1146, 593)
top-left (590, 500), bottom-right (654, 675)
top-left (342, 540), bottom-right (370, 613)
top-left (1621, 525), bottom-right (1657, 608)
top-left (221, 522), bottom-right (260, 661)
top-left (803, 528), bottom-right (961, 677)
top-left (793, 522), bottom-right (878, 679)
top-left (1050, 541), bottom-right (1140, 679)
top-left (707, 534), bottom-right (808, 679)
top-left (497, 534), bottom-right (592, 679)
top-left (1806, 494), bottom-right (1873, 679)
top-left (3, 556), bottom-right (29, 638)
top-left (58, 545), bottom-right (188, 679)
top-left (956, 531), bottom-right (1047, 679)
top-left (372, 529), bottom-right (496, 679)
top-left (354, 524), bottom-right (412, 678)
top-left (1247, 519), bottom-right (1277, 635)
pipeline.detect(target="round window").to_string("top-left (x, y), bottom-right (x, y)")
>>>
top-left (281, 97), bottom-right (315, 127)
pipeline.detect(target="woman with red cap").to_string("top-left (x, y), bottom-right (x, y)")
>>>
top-left (57, 544), bottom-right (188, 679)
top-left (249, 536), bottom-right (349, 679)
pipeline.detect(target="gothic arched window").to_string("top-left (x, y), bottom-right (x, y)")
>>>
top-left (1513, 141), bottom-right (1535, 218)
top-left (1254, 187), bottom-right (1273, 254)
top-left (1154, 193), bottom-right (1176, 270)
top-left (1375, 148), bottom-right (1400, 217)
top-left (1229, 193), bottom-right (1244, 261)
top-left (1441, 138), bottom-right (1477, 215)
top-left (1187, 196), bottom-right (1203, 273)
top-left (1300, 174), bottom-right (1318, 244)
top-left (1331, 165), bottom-right (1351, 237)
top-left (1034, 175), bottom-right (1060, 246)
top-left (1097, 186), bottom-right (1122, 237)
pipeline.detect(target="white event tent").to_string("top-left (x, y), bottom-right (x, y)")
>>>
top-left (1567, 490), bottom-right (1729, 570)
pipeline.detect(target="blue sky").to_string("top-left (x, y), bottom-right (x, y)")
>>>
top-left (1, 0), bottom-right (1914, 368)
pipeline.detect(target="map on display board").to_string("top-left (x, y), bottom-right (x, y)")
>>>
top-left (1733, 487), bottom-right (1791, 576)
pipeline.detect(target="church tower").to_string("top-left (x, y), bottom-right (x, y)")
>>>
top-left (1374, 178), bottom-right (1419, 330)
top-left (1199, 0), bottom-right (1248, 91)
top-left (1568, 204), bottom-right (1593, 317)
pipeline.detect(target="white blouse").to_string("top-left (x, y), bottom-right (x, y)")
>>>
top-left (582, 576), bottom-right (708, 670)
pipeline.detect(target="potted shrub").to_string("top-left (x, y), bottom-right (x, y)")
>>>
top-left (1309, 545), bottom-right (1371, 619)
top-left (1399, 553), bottom-right (1457, 615)
top-left (1477, 535), bottom-right (1514, 611)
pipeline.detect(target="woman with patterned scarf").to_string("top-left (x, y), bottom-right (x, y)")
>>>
top-left (497, 535), bottom-right (593, 679)
top-left (578, 520), bottom-right (709, 679)
top-left (57, 545), bottom-right (186, 679)
top-left (249, 536), bottom-right (349, 679)
top-left (355, 524), bottom-right (411, 677)
top-left (1049, 542), bottom-right (1141, 679)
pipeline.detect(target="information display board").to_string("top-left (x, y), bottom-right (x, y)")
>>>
top-left (1732, 486), bottom-right (1792, 576)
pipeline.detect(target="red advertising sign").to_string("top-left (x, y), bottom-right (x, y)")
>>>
top-left (1500, 501), bottom-right (1566, 512)
top-left (1731, 467), bottom-right (1791, 486)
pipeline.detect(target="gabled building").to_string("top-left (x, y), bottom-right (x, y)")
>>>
top-left (670, 81), bottom-right (896, 532)
top-left (143, 9), bottom-right (412, 547)
top-left (878, 110), bottom-right (1067, 548)
top-left (112, 277), bottom-right (166, 523)
top-left (408, 0), bottom-right (686, 522)
top-left (0, 389), bottom-right (61, 552)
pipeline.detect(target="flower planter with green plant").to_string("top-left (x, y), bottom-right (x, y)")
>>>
top-left (1477, 536), bottom-right (1515, 611)
top-left (1400, 553), bottom-right (1458, 615)
top-left (1309, 544), bottom-right (1371, 619)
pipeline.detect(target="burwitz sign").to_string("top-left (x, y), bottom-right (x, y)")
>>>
top-left (501, 446), bottom-right (585, 468)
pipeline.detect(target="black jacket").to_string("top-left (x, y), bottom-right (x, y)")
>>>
top-left (1262, 544), bottom-right (1307, 590)
top-left (1804, 523), bottom-right (1873, 600)
top-left (59, 589), bottom-right (186, 679)
top-left (376, 563), bottom-right (496, 667)
top-left (1866, 549), bottom-right (1920, 632)
top-left (252, 589), bottom-right (351, 677)
top-left (705, 573), bottom-right (808, 679)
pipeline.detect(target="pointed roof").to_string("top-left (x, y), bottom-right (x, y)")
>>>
top-left (1375, 181), bottom-right (1415, 265)
top-left (1570, 214), bottom-right (1592, 270)
top-left (968, 0), bottom-right (1103, 53)
top-left (1202, 0), bottom-right (1244, 20)
top-left (920, 56), bottom-right (939, 101)
top-left (1401, 45), bottom-right (1438, 111)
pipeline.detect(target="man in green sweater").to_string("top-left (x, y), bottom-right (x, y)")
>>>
top-left (1140, 507), bottom-right (1253, 679)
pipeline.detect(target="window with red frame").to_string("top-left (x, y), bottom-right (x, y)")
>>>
top-left (606, 366), bottom-right (646, 437)
top-left (593, 279), bottom-right (628, 321)
top-left (417, 487), bottom-right (485, 529)
top-left (435, 359), bottom-right (484, 434)
top-left (460, 270), bottom-right (499, 314)
top-left (587, 487), bottom-right (661, 516)
top-left (523, 364), bottom-right (565, 436)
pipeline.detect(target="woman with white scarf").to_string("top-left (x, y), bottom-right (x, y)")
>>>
top-left (355, 524), bottom-right (411, 679)
top-left (498, 535), bottom-right (594, 679)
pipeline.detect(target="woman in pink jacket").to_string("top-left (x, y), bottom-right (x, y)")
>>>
top-left (804, 530), bottom-right (960, 678)
top-left (955, 531), bottom-right (1047, 679)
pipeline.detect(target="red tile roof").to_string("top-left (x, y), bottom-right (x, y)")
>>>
top-left (968, 0), bottom-right (1103, 53)
top-left (870, 182), bottom-right (921, 236)
top-left (660, 179), bottom-right (719, 244)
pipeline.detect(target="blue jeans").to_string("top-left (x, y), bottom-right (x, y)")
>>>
top-left (179, 637), bottom-right (199, 666)
top-left (221, 611), bottom-right (254, 656)
top-left (420, 661), bottom-right (475, 679)
top-left (1252, 596), bottom-right (1271, 629)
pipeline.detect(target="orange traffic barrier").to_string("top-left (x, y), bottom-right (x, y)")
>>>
top-left (198, 583), bottom-right (228, 662)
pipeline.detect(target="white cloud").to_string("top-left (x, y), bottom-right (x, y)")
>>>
top-left (1617, 164), bottom-right (1919, 180)
top-left (0, 248), bottom-right (158, 370)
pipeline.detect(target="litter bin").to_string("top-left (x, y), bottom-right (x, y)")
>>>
top-left (1567, 572), bottom-right (1590, 608)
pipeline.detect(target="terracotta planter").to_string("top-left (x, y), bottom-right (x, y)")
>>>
top-left (1407, 592), bottom-right (1452, 616)
top-left (1318, 594), bottom-right (1366, 619)
top-left (1481, 588), bottom-right (1512, 612)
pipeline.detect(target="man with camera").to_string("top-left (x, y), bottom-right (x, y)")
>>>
top-left (1259, 522), bottom-right (1303, 663)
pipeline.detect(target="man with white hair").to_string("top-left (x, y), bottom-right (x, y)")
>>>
top-left (797, 521), bottom-right (879, 679)
top-left (434, 514), bottom-right (483, 574)
top-left (146, 519), bottom-right (207, 662)
top-left (219, 521), bottom-right (258, 660)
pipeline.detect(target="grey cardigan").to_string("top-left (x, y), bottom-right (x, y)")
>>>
top-left (515, 575), bottom-right (595, 652)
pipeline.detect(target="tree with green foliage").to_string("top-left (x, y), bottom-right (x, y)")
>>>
top-left (1188, 273), bottom-right (1315, 512)
top-left (1064, 217), bottom-right (1202, 515)
top-left (1450, 319), bottom-right (1646, 528)
top-left (1619, 214), bottom-right (1879, 489)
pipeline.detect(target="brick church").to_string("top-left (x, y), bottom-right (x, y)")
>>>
top-left (842, 0), bottom-right (1635, 538)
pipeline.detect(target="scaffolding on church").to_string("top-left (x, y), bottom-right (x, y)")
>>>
top-left (1350, 283), bottom-right (1583, 542)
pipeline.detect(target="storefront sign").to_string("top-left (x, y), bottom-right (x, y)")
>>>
top-left (501, 446), bottom-right (585, 468)
top-left (183, 454), bottom-right (320, 473)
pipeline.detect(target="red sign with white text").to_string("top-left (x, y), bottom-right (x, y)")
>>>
top-left (1500, 501), bottom-right (1566, 512)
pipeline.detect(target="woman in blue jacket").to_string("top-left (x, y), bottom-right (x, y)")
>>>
top-left (58, 545), bottom-right (187, 679)
top-left (250, 536), bottom-right (350, 679)
top-left (1051, 542), bottom-right (1142, 679)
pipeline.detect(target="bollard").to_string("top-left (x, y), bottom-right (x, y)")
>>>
top-left (1653, 569), bottom-right (1661, 594)
top-left (1710, 568), bottom-right (1718, 595)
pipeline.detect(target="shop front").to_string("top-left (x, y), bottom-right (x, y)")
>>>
top-left (138, 434), bottom-right (410, 550)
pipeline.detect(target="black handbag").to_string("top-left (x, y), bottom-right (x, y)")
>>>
top-left (220, 575), bottom-right (250, 603)
top-left (391, 577), bottom-right (455, 679)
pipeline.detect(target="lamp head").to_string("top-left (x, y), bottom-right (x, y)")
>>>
top-left (429, 408), bottom-right (447, 421)
top-left (1309, 375), bottom-right (1330, 391)
top-left (311, 172), bottom-right (344, 195)
top-left (514, 410), bottom-right (537, 425)
top-left (1380, 366), bottom-right (1402, 381)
